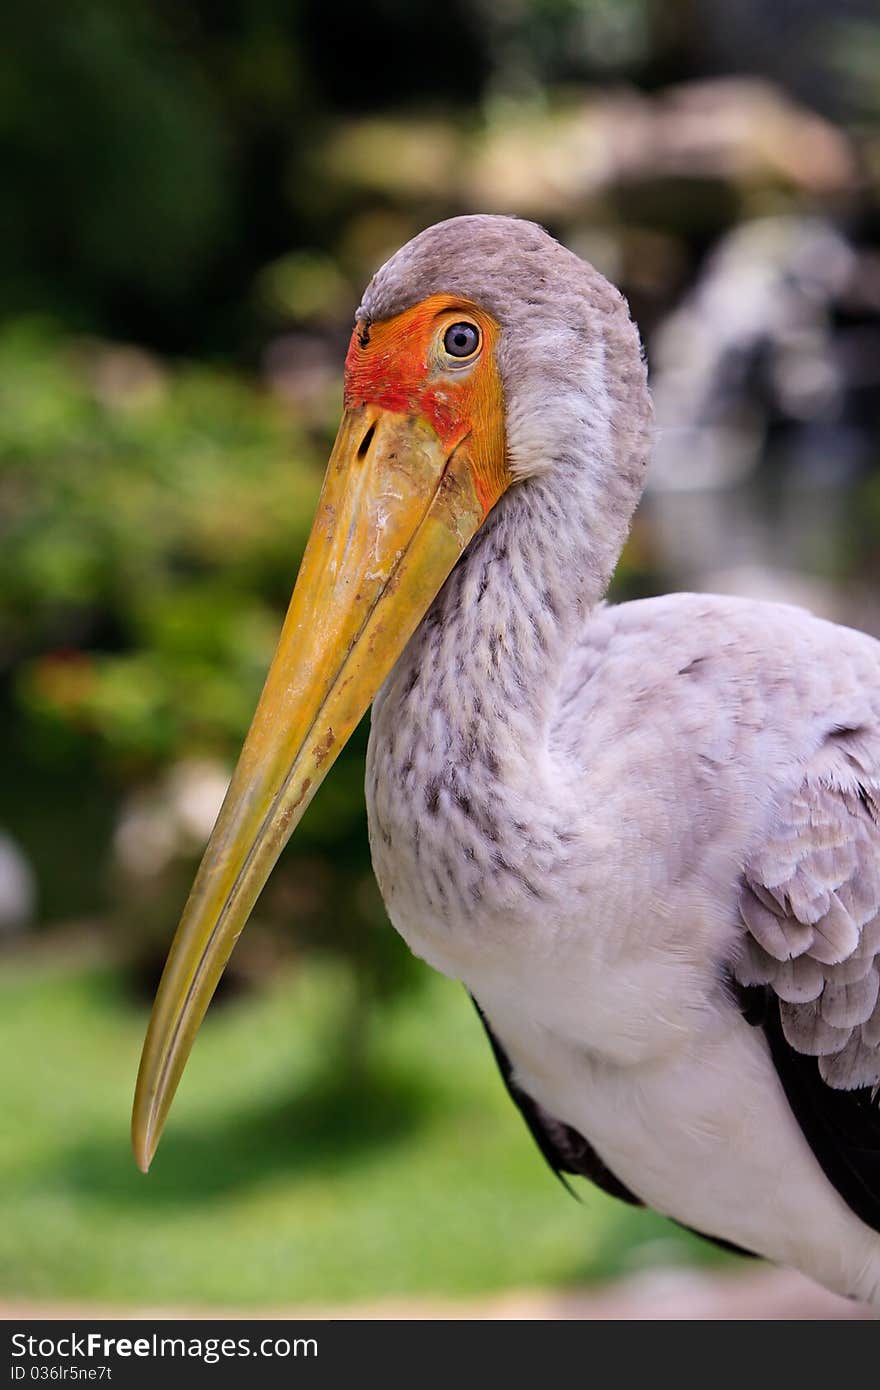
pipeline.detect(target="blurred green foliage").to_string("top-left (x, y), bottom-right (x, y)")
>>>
top-left (1, 318), bottom-right (320, 765)
top-left (0, 312), bottom-right (418, 1018)
top-left (0, 0), bottom-right (497, 351)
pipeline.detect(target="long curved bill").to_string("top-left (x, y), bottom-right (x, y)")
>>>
top-left (132, 405), bottom-right (489, 1171)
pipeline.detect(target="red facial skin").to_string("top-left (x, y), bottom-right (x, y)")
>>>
top-left (343, 293), bottom-right (508, 518)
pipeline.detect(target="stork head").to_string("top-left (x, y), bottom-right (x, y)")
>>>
top-left (131, 216), bottom-right (650, 1171)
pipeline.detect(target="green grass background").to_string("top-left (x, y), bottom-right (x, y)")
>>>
top-left (0, 954), bottom-right (727, 1307)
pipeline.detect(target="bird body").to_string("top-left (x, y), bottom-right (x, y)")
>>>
top-left (134, 214), bottom-right (880, 1309)
top-left (370, 585), bottom-right (880, 1302)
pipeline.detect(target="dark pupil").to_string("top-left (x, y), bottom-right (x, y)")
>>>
top-left (444, 322), bottom-right (478, 357)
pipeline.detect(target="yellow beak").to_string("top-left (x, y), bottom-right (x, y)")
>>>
top-left (132, 404), bottom-right (493, 1171)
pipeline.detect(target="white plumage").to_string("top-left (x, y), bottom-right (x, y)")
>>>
top-left (369, 587), bottom-right (880, 1305)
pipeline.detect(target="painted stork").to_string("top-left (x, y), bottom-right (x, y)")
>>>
top-left (132, 216), bottom-right (880, 1307)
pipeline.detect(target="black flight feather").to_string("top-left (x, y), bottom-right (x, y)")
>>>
top-left (740, 984), bottom-right (880, 1235)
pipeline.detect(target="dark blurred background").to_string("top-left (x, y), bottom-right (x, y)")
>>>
top-left (1, 0), bottom-right (879, 1312)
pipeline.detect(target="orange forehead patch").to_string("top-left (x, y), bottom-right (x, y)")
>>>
top-left (343, 293), bottom-right (508, 516)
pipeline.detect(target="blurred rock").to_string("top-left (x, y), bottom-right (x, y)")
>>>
top-left (636, 78), bottom-right (857, 193)
top-left (323, 78), bottom-right (858, 232)
top-left (320, 117), bottom-right (461, 202)
top-left (79, 343), bottom-right (168, 412)
top-left (110, 757), bottom-right (269, 999)
top-left (113, 757), bottom-right (229, 881)
top-left (0, 831), bottom-right (36, 935)
top-left (262, 332), bottom-right (342, 429)
top-left (649, 215), bottom-right (878, 491)
top-left (690, 565), bottom-right (840, 620)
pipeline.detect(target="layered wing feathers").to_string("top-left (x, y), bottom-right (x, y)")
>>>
top-left (736, 732), bottom-right (880, 1091)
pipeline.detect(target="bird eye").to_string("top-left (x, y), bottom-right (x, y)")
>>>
top-left (443, 321), bottom-right (481, 359)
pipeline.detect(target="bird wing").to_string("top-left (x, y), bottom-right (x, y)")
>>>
top-left (734, 728), bottom-right (880, 1230)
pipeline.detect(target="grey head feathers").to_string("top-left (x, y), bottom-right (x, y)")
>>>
top-left (358, 215), bottom-right (654, 607)
top-left (357, 214), bottom-right (653, 489)
top-left (358, 214), bottom-right (606, 330)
